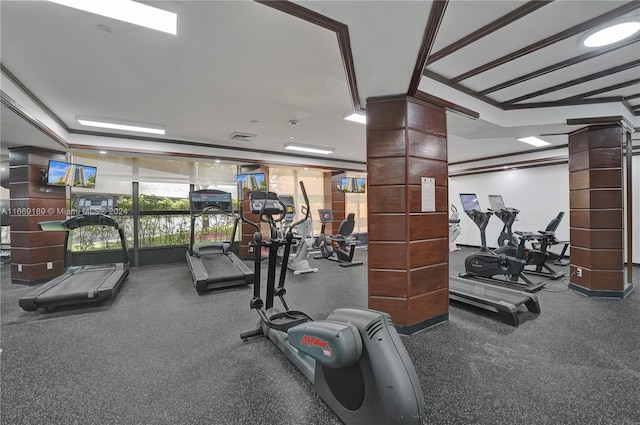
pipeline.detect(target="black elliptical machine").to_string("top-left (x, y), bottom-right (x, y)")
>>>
top-left (458, 193), bottom-right (544, 293)
top-left (488, 195), bottom-right (565, 280)
top-left (240, 182), bottom-right (425, 425)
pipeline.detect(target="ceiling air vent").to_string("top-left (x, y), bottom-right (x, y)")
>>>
top-left (229, 132), bottom-right (257, 142)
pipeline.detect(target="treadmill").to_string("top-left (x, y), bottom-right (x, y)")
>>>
top-left (186, 189), bottom-right (253, 293)
top-left (449, 276), bottom-right (540, 326)
top-left (449, 195), bottom-right (541, 326)
top-left (19, 196), bottom-right (130, 312)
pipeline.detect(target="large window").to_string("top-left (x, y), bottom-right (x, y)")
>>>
top-left (269, 167), bottom-right (325, 235)
top-left (344, 172), bottom-right (367, 234)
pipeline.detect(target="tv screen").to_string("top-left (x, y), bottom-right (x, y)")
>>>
top-left (73, 163), bottom-right (97, 188)
top-left (340, 177), bottom-right (366, 193)
top-left (47, 160), bottom-right (75, 186)
top-left (236, 173), bottom-right (266, 191)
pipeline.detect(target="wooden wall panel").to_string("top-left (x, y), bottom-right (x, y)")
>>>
top-left (367, 186), bottom-right (405, 214)
top-left (369, 269), bottom-right (408, 297)
top-left (368, 297), bottom-right (408, 325)
top-left (368, 157), bottom-right (406, 186)
top-left (408, 288), bottom-right (448, 324)
top-left (368, 214), bottom-right (406, 241)
top-left (367, 130), bottom-right (406, 157)
top-left (366, 95), bottom-right (448, 329)
top-left (407, 130), bottom-right (447, 160)
top-left (409, 263), bottom-right (448, 296)
top-left (366, 96), bottom-right (406, 130)
top-left (409, 239), bottom-right (448, 268)
top-left (407, 157), bottom-right (447, 185)
top-left (408, 213), bottom-right (448, 240)
top-left (368, 241), bottom-right (407, 269)
top-left (568, 124), bottom-right (624, 294)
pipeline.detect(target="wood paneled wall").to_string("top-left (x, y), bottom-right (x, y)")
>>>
top-left (568, 125), bottom-right (624, 293)
top-left (366, 95), bottom-right (448, 332)
top-left (9, 147), bottom-right (67, 285)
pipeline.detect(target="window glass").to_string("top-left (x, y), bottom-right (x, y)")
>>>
top-left (344, 172), bottom-right (367, 234)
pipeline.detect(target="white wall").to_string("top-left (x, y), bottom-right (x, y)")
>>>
top-left (450, 159), bottom-right (640, 265)
top-left (449, 165), bottom-right (570, 249)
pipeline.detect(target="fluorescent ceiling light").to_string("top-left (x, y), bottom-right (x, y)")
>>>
top-left (284, 143), bottom-right (334, 155)
top-left (517, 136), bottom-right (551, 147)
top-left (48, 0), bottom-right (177, 35)
top-left (583, 21), bottom-right (640, 47)
top-left (77, 119), bottom-right (166, 135)
top-left (343, 111), bottom-right (367, 125)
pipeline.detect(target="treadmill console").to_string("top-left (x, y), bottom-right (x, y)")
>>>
top-left (460, 193), bottom-right (481, 213)
top-left (73, 195), bottom-right (118, 215)
top-left (249, 191), bottom-right (284, 216)
top-left (191, 190), bottom-right (233, 213)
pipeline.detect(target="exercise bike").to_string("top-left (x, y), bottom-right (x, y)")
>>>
top-left (240, 182), bottom-right (425, 425)
top-left (458, 193), bottom-right (545, 293)
top-left (277, 194), bottom-right (318, 275)
top-left (314, 212), bottom-right (363, 267)
top-left (488, 195), bottom-right (565, 280)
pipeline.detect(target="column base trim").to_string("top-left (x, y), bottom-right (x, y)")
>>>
top-left (395, 312), bottom-right (448, 335)
top-left (569, 282), bottom-right (634, 299)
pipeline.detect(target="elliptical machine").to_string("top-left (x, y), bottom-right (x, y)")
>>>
top-left (458, 193), bottom-right (545, 293)
top-left (241, 182), bottom-right (425, 425)
top-left (277, 194), bottom-right (318, 275)
top-left (488, 195), bottom-right (565, 280)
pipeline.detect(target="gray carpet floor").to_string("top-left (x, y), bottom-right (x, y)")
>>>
top-left (1, 247), bottom-right (639, 425)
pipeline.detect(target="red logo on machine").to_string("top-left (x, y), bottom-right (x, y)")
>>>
top-left (300, 335), bottom-right (332, 357)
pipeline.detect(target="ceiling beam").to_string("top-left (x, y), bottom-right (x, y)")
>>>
top-left (426, 0), bottom-right (553, 65)
top-left (450, 1), bottom-right (640, 83)
top-left (478, 35), bottom-right (640, 95)
top-left (408, 0), bottom-right (448, 96)
top-left (255, 0), bottom-right (361, 110)
top-left (503, 59), bottom-right (640, 105)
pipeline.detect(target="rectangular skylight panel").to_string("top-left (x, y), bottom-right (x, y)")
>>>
top-left (48, 0), bottom-right (177, 35)
top-left (517, 137), bottom-right (550, 147)
top-left (77, 119), bottom-right (166, 135)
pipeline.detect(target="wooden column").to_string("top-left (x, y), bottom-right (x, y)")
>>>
top-left (9, 147), bottom-right (67, 285)
top-left (238, 167), bottom-right (269, 259)
top-left (330, 171), bottom-right (345, 235)
top-left (568, 124), bottom-right (631, 297)
top-left (366, 95), bottom-right (448, 333)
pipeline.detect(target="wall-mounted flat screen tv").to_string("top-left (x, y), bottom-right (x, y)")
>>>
top-left (47, 160), bottom-right (97, 188)
top-left (340, 177), bottom-right (366, 193)
top-left (73, 163), bottom-right (97, 188)
top-left (236, 173), bottom-right (266, 191)
top-left (47, 160), bottom-right (75, 186)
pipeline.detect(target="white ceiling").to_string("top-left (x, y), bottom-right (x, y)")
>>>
top-left (1, 0), bottom-right (638, 168)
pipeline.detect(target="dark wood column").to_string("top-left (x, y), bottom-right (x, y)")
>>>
top-left (9, 147), bottom-right (67, 285)
top-left (329, 171), bottom-right (345, 235)
top-left (568, 124), bottom-right (632, 297)
top-left (238, 166), bottom-right (269, 259)
top-left (366, 95), bottom-right (448, 333)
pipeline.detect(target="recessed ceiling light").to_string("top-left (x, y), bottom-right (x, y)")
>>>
top-left (583, 21), bottom-right (640, 47)
top-left (99, 150), bottom-right (107, 154)
top-left (343, 111), bottom-right (367, 125)
top-left (284, 143), bottom-right (334, 155)
top-left (215, 160), bottom-right (221, 163)
top-left (77, 118), bottom-right (166, 135)
top-left (47, 0), bottom-right (178, 35)
top-left (517, 136), bottom-right (551, 147)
